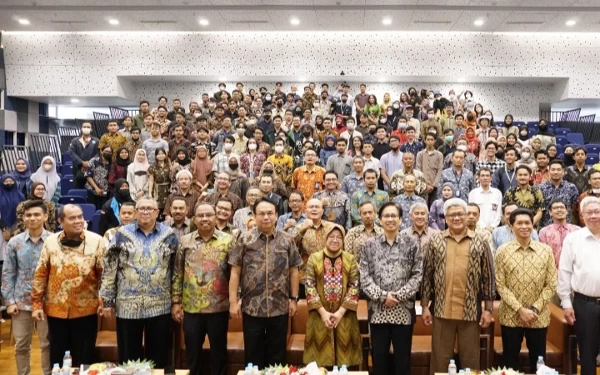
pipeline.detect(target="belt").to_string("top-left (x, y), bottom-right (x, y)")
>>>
top-left (574, 292), bottom-right (600, 303)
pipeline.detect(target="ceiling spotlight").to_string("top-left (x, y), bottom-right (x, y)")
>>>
top-left (382, 17), bottom-right (392, 26)
top-left (290, 17), bottom-right (300, 26)
top-left (298, 77), bottom-right (306, 82)
top-left (457, 77), bottom-right (466, 82)
top-left (18, 19), bottom-right (30, 25)
top-left (219, 77), bottom-right (227, 81)
top-left (474, 19), bottom-right (485, 27)
top-left (199, 19), bottom-right (209, 26)
top-left (566, 19), bottom-right (576, 27)
top-left (378, 77), bottom-right (386, 82)
top-left (70, 98), bottom-right (80, 103)
top-left (108, 19), bottom-right (119, 25)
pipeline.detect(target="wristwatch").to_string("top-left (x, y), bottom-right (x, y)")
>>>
top-left (289, 296), bottom-right (299, 302)
top-left (484, 307), bottom-right (493, 313)
top-left (530, 306), bottom-right (540, 314)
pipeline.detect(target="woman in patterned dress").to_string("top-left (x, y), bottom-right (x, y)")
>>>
top-left (169, 147), bottom-right (192, 193)
top-left (147, 148), bottom-right (171, 213)
top-left (303, 224), bottom-right (362, 368)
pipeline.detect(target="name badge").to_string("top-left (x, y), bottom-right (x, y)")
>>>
top-left (314, 182), bottom-right (320, 190)
top-left (455, 190), bottom-right (460, 197)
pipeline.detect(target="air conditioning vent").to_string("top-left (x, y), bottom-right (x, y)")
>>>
top-left (140, 20), bottom-right (178, 24)
top-left (230, 20), bottom-right (270, 24)
top-left (51, 21), bottom-right (88, 24)
top-left (413, 20), bottom-right (452, 24)
top-left (506, 21), bottom-right (545, 25)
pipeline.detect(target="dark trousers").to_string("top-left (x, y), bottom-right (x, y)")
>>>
top-left (370, 323), bottom-right (414, 375)
top-left (74, 169), bottom-right (87, 189)
top-left (183, 312), bottom-right (229, 375)
top-left (47, 314), bottom-right (97, 367)
top-left (242, 313), bottom-right (288, 369)
top-left (501, 325), bottom-right (547, 372)
top-left (574, 293), bottom-right (600, 375)
top-left (87, 191), bottom-right (109, 210)
top-left (116, 314), bottom-right (171, 369)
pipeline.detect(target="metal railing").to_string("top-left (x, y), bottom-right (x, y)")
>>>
top-left (92, 112), bottom-right (110, 139)
top-left (579, 114), bottom-right (596, 123)
top-left (0, 145), bottom-right (30, 175)
top-left (29, 134), bottom-right (61, 167)
top-left (540, 109), bottom-right (582, 123)
top-left (57, 126), bottom-right (80, 154)
top-left (109, 106), bottom-right (131, 120)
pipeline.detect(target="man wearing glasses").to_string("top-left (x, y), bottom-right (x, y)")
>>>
top-left (229, 197), bottom-right (302, 369)
top-left (421, 198), bottom-right (495, 375)
top-left (99, 198), bottom-right (179, 369)
top-left (172, 202), bottom-right (234, 375)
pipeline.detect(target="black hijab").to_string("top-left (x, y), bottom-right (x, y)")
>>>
top-left (113, 178), bottom-right (133, 204)
top-left (176, 147), bottom-right (191, 167)
top-left (115, 147), bottom-right (132, 167)
top-left (536, 121), bottom-right (554, 137)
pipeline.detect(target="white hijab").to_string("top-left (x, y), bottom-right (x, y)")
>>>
top-left (30, 156), bottom-right (61, 201)
top-left (132, 149), bottom-right (150, 191)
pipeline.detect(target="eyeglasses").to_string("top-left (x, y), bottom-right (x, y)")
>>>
top-left (584, 210), bottom-right (600, 216)
top-left (446, 212), bottom-right (466, 218)
top-left (328, 235), bottom-right (344, 241)
top-left (136, 207), bottom-right (157, 213)
top-left (195, 213), bottom-right (215, 218)
top-left (381, 214), bottom-right (399, 219)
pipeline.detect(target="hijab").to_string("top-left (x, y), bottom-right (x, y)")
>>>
top-left (518, 126), bottom-right (529, 142)
top-left (176, 147), bottom-right (191, 167)
top-left (115, 147), bottom-right (132, 167)
top-left (30, 156), bottom-right (61, 201)
top-left (502, 114), bottom-right (513, 128)
top-left (465, 128), bottom-right (478, 142)
top-left (536, 122), bottom-right (554, 137)
top-left (440, 182), bottom-right (456, 202)
top-left (110, 178), bottom-right (133, 224)
top-left (0, 175), bottom-right (25, 227)
top-left (190, 144), bottom-right (212, 185)
top-left (28, 181), bottom-right (46, 200)
top-left (12, 158), bottom-right (31, 193)
top-left (132, 149), bottom-right (150, 192)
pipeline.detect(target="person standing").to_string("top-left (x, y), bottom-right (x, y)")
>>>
top-left (99, 121), bottom-right (129, 161)
top-left (312, 171), bottom-right (351, 230)
top-left (421, 198), bottom-right (495, 374)
top-left (492, 147), bottom-right (518, 196)
top-left (341, 156), bottom-right (366, 199)
top-left (228, 198), bottom-right (302, 369)
top-left (468, 167), bottom-right (503, 232)
top-left (172, 203), bottom-right (233, 375)
top-left (360, 202), bottom-right (423, 375)
top-left (1, 200), bottom-right (51, 375)
top-left (400, 202), bottom-right (440, 252)
top-left (539, 199), bottom-right (581, 267)
top-left (389, 152), bottom-right (428, 198)
top-left (350, 169), bottom-right (389, 226)
top-left (495, 208), bottom-right (557, 372)
top-left (99, 198), bottom-right (179, 368)
top-left (326, 138), bottom-right (353, 182)
top-left (276, 191), bottom-right (307, 233)
top-left (292, 149), bottom-right (326, 205)
top-left (539, 160), bottom-right (579, 227)
top-left (438, 150), bottom-right (475, 201)
top-left (392, 175), bottom-right (428, 231)
top-left (558, 196), bottom-right (600, 375)
top-left (31, 204), bottom-right (105, 367)
top-left (69, 122), bottom-right (100, 189)
top-left (85, 144), bottom-right (113, 209)
top-left (503, 165), bottom-right (544, 227)
top-left (577, 169), bottom-right (600, 225)
top-left (416, 133), bottom-right (444, 205)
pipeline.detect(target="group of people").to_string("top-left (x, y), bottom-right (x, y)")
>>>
top-left (1, 81), bottom-right (600, 375)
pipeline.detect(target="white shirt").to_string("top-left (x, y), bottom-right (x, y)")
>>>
top-left (468, 186), bottom-right (503, 229)
top-left (363, 155), bottom-right (380, 178)
top-left (558, 227), bottom-right (600, 309)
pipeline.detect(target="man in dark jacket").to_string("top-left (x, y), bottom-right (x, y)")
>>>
top-left (68, 122), bottom-right (100, 188)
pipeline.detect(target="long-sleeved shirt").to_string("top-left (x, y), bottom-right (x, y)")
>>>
top-left (2, 230), bottom-right (50, 311)
top-left (492, 225), bottom-right (539, 254)
top-left (100, 223), bottom-right (178, 319)
top-left (341, 173), bottom-right (365, 199)
top-left (68, 136), bottom-right (100, 170)
top-left (312, 189), bottom-right (352, 230)
top-left (172, 230), bottom-right (233, 313)
top-left (538, 223), bottom-right (581, 267)
top-left (31, 231), bottom-right (105, 319)
top-left (344, 225), bottom-right (384, 263)
top-left (495, 240), bottom-right (557, 328)
top-left (388, 168), bottom-right (428, 197)
top-left (350, 189), bottom-right (389, 225)
top-left (558, 227), bottom-right (600, 309)
top-left (416, 149), bottom-right (444, 188)
top-left (421, 230), bottom-right (496, 322)
top-left (360, 233), bottom-right (423, 325)
top-left (539, 180), bottom-right (579, 227)
top-left (468, 187), bottom-right (503, 229)
top-left (491, 165), bottom-right (517, 196)
top-left (438, 167), bottom-right (475, 201)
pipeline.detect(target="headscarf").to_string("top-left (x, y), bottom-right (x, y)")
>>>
top-left (0, 174), bottom-right (25, 227)
top-left (110, 178), bottom-right (133, 224)
top-left (465, 127), bottom-right (478, 142)
top-left (28, 181), bottom-right (46, 200)
top-left (503, 114), bottom-right (514, 128)
top-left (175, 147), bottom-right (191, 167)
top-left (536, 122), bottom-right (554, 137)
top-left (518, 126), bottom-right (529, 142)
top-left (190, 144), bottom-right (213, 185)
top-left (320, 134), bottom-right (338, 166)
top-left (440, 182), bottom-right (456, 202)
top-left (323, 224), bottom-right (346, 255)
top-left (30, 156), bottom-right (61, 201)
top-left (12, 158), bottom-right (31, 193)
top-left (115, 146), bottom-right (132, 167)
top-left (132, 149), bottom-right (150, 192)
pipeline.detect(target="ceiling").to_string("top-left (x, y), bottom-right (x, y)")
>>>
top-left (2, 0), bottom-right (600, 32)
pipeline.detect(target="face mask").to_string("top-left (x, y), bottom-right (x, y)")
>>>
top-left (302, 131), bottom-right (312, 137)
top-left (3, 183), bottom-right (15, 190)
top-left (263, 169), bottom-right (274, 175)
top-left (457, 145), bottom-right (467, 151)
top-left (393, 103), bottom-right (400, 109)
top-left (219, 86), bottom-right (225, 90)
top-left (565, 152), bottom-right (573, 157)
top-left (236, 129), bottom-right (245, 135)
top-left (341, 99), bottom-right (347, 103)
top-left (103, 152), bottom-right (113, 159)
top-left (520, 131), bottom-right (528, 136)
top-left (265, 95), bottom-right (272, 101)
top-left (399, 123), bottom-right (407, 130)
top-left (60, 237), bottom-right (83, 247)
top-left (43, 164), bottom-right (53, 172)
top-left (347, 124), bottom-right (355, 130)
top-left (224, 144), bottom-right (233, 151)
top-left (429, 94), bottom-right (434, 99)
top-left (275, 145), bottom-right (284, 153)
top-left (387, 111), bottom-right (393, 116)
top-left (228, 163), bottom-right (239, 171)
top-left (427, 114), bottom-right (434, 119)
top-left (119, 188), bottom-right (129, 196)
top-left (521, 152), bottom-right (531, 159)
top-left (369, 129), bottom-right (376, 135)
top-left (379, 119), bottom-right (387, 124)
top-left (209, 103), bottom-right (216, 109)
top-left (81, 128), bottom-right (91, 135)
top-left (467, 114), bottom-right (474, 121)
top-left (248, 144), bottom-right (257, 151)
top-left (449, 94), bottom-right (455, 100)
top-left (430, 130), bottom-right (437, 135)
top-left (445, 135), bottom-right (454, 142)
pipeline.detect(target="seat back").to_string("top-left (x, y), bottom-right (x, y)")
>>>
top-left (61, 175), bottom-right (75, 195)
top-left (98, 314), bottom-right (117, 331)
top-left (67, 189), bottom-right (88, 200)
top-left (566, 133), bottom-right (584, 145)
top-left (292, 299), bottom-right (309, 335)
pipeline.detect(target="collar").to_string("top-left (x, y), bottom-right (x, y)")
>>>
top-left (135, 222), bottom-right (160, 234)
top-left (25, 229), bottom-right (49, 243)
top-left (194, 229), bottom-right (219, 241)
top-left (171, 217), bottom-right (190, 228)
top-left (58, 230), bottom-right (85, 241)
top-left (378, 233), bottom-right (400, 245)
top-left (442, 229), bottom-right (475, 239)
top-left (256, 227), bottom-right (277, 240)
top-left (409, 226), bottom-right (429, 236)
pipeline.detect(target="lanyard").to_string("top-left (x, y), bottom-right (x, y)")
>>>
top-left (452, 170), bottom-right (463, 197)
top-left (505, 167), bottom-right (515, 185)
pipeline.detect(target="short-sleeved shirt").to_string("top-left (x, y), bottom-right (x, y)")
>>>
top-left (228, 228), bottom-right (302, 318)
top-left (84, 156), bottom-right (111, 193)
top-left (539, 180), bottom-right (579, 227)
top-left (503, 185), bottom-right (545, 215)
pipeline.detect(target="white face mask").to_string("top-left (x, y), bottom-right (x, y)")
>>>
top-left (457, 145), bottom-right (467, 151)
top-left (43, 164), bottom-right (53, 172)
top-left (387, 111), bottom-right (393, 116)
top-left (427, 114), bottom-right (434, 119)
top-left (393, 104), bottom-right (400, 109)
top-left (274, 145), bottom-right (284, 153)
top-left (429, 94), bottom-right (434, 99)
top-left (248, 144), bottom-right (257, 151)
top-left (224, 143), bottom-right (233, 151)
top-left (236, 129), bottom-right (245, 135)
top-left (347, 124), bottom-right (355, 130)
top-left (81, 128), bottom-right (91, 135)
top-left (521, 152), bottom-right (531, 159)
top-left (379, 119), bottom-right (387, 124)
top-left (430, 130), bottom-right (437, 135)
top-left (449, 94), bottom-right (455, 100)
top-left (399, 123), bottom-right (407, 129)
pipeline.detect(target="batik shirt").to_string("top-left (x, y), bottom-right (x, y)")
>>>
top-left (388, 169), bottom-right (428, 197)
top-left (359, 233), bottom-right (423, 324)
top-left (312, 189), bottom-right (352, 230)
top-left (172, 230), bottom-right (233, 313)
top-left (84, 156), bottom-right (111, 193)
top-left (438, 167), bottom-right (475, 201)
top-left (538, 223), bottom-right (581, 266)
top-left (1, 230), bottom-right (50, 311)
top-left (539, 180), bottom-right (579, 227)
top-left (341, 173), bottom-right (366, 199)
top-left (228, 228), bottom-right (303, 318)
top-left (100, 223), bottom-right (178, 319)
top-left (565, 165), bottom-right (591, 194)
top-left (350, 189), bottom-right (389, 225)
top-left (32, 231), bottom-right (105, 318)
top-left (503, 185), bottom-right (545, 218)
top-left (344, 225), bottom-right (384, 262)
top-left (392, 194), bottom-right (428, 231)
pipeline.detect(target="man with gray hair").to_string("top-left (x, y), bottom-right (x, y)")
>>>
top-left (558, 196), bottom-right (600, 375)
top-left (100, 197), bottom-right (179, 368)
top-left (400, 202), bottom-right (439, 252)
top-left (392, 175), bottom-right (428, 231)
top-left (164, 169), bottom-right (202, 219)
top-left (422, 198), bottom-right (495, 375)
top-left (199, 171), bottom-right (243, 214)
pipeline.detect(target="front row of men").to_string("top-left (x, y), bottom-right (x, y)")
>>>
top-left (2, 196), bottom-right (600, 375)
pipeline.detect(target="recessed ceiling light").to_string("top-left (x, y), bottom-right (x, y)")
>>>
top-left (298, 77), bottom-right (306, 82)
top-left (378, 77), bottom-right (386, 82)
top-left (382, 17), bottom-right (392, 26)
top-left (290, 17), bottom-right (300, 26)
top-left (474, 19), bottom-right (485, 27)
top-left (566, 19), bottom-right (576, 26)
top-left (199, 18), bottom-right (209, 26)
top-left (71, 98), bottom-right (79, 103)
top-left (219, 77), bottom-right (227, 81)
top-left (108, 19), bottom-right (119, 25)
top-left (18, 19), bottom-right (30, 25)
top-left (457, 77), bottom-right (466, 82)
